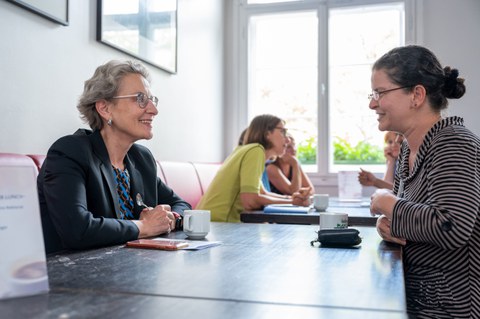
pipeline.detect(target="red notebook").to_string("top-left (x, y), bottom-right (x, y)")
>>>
top-left (125, 239), bottom-right (189, 251)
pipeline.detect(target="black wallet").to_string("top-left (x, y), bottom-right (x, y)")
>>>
top-left (310, 228), bottom-right (362, 247)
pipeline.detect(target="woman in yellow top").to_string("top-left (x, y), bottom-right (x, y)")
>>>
top-left (196, 114), bottom-right (311, 222)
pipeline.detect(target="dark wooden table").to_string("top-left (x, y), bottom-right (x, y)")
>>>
top-left (241, 198), bottom-right (378, 226)
top-left (0, 223), bottom-right (406, 318)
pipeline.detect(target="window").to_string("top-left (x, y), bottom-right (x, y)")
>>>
top-left (234, 0), bottom-right (414, 178)
top-left (249, 10), bottom-right (318, 165)
top-left (328, 3), bottom-right (405, 172)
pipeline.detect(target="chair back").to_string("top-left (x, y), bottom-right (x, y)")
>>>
top-left (158, 161), bottom-right (203, 208)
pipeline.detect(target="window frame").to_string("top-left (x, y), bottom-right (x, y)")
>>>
top-left (227, 0), bottom-right (419, 186)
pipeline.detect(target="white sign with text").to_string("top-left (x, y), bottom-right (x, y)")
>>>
top-left (0, 165), bottom-right (49, 299)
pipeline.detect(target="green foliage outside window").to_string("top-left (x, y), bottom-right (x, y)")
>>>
top-left (297, 136), bottom-right (385, 165)
top-left (297, 137), bottom-right (317, 164)
top-left (333, 137), bottom-right (385, 164)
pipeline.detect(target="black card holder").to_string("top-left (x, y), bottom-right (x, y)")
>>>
top-left (311, 228), bottom-right (362, 247)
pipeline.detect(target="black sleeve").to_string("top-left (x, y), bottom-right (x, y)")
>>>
top-left (39, 136), bottom-right (139, 253)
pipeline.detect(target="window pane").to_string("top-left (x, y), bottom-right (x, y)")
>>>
top-left (249, 11), bottom-right (318, 165)
top-left (328, 3), bottom-right (405, 172)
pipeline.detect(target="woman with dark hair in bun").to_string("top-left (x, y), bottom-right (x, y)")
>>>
top-left (368, 45), bottom-right (479, 318)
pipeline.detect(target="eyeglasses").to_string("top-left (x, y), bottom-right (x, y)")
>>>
top-left (112, 92), bottom-right (158, 108)
top-left (274, 127), bottom-right (288, 137)
top-left (368, 86), bottom-right (413, 101)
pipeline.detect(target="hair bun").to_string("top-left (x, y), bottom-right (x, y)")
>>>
top-left (442, 66), bottom-right (465, 98)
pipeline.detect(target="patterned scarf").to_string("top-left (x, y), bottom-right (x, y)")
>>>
top-left (112, 166), bottom-right (134, 219)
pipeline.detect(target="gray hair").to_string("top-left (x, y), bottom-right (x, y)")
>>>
top-left (77, 60), bottom-right (151, 130)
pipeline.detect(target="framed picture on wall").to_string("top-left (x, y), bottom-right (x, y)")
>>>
top-left (97, 0), bottom-right (178, 74)
top-left (6, 0), bottom-right (69, 26)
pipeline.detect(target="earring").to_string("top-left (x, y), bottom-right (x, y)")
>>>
top-left (107, 118), bottom-right (112, 126)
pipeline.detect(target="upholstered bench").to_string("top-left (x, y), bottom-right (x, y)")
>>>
top-left (0, 153), bottom-right (220, 209)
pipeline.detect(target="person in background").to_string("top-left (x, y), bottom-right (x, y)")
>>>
top-left (368, 45), bottom-right (479, 318)
top-left (238, 128), bottom-right (272, 192)
top-left (238, 128), bottom-right (247, 146)
top-left (357, 131), bottom-right (404, 189)
top-left (196, 114), bottom-right (310, 222)
top-left (38, 60), bottom-right (191, 253)
top-left (267, 133), bottom-right (315, 196)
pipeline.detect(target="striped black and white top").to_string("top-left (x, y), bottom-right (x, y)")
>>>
top-left (391, 116), bottom-right (480, 318)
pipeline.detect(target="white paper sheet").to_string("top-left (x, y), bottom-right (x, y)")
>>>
top-left (337, 170), bottom-right (362, 201)
top-left (152, 237), bottom-right (222, 250)
top-left (0, 166), bottom-right (49, 299)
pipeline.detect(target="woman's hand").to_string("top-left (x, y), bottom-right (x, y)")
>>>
top-left (376, 215), bottom-right (406, 245)
top-left (281, 153), bottom-right (299, 166)
top-left (134, 205), bottom-right (174, 238)
top-left (371, 190), bottom-right (405, 245)
top-left (370, 188), bottom-right (397, 220)
top-left (292, 189), bottom-right (310, 206)
top-left (298, 186), bottom-right (312, 197)
top-left (157, 204), bottom-right (176, 230)
top-left (358, 169), bottom-right (377, 186)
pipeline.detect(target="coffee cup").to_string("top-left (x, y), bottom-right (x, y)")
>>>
top-left (183, 210), bottom-right (210, 239)
top-left (312, 194), bottom-right (329, 211)
top-left (319, 212), bottom-right (348, 229)
top-left (8, 257), bottom-right (49, 296)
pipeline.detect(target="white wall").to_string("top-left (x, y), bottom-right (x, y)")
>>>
top-left (0, 0), bottom-right (225, 162)
top-left (421, 0), bottom-right (480, 136)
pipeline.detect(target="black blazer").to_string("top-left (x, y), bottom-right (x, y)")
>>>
top-left (38, 129), bottom-right (191, 253)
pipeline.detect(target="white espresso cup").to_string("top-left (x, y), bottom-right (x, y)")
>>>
top-left (183, 210), bottom-right (210, 239)
top-left (8, 257), bottom-right (49, 296)
top-left (319, 212), bottom-right (348, 230)
top-left (312, 194), bottom-right (329, 211)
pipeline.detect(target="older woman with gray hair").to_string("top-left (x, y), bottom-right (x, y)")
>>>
top-left (38, 60), bottom-right (191, 253)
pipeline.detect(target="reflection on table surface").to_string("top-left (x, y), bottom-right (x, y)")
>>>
top-left (0, 222), bottom-right (406, 319)
top-left (241, 198), bottom-right (377, 226)
top-left (329, 197), bottom-right (371, 207)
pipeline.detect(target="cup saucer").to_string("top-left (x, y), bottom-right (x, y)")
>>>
top-left (185, 232), bottom-right (208, 240)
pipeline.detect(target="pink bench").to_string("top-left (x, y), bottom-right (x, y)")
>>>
top-left (0, 153), bottom-right (220, 209)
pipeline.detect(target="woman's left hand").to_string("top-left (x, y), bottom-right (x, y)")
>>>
top-left (370, 188), bottom-right (397, 219)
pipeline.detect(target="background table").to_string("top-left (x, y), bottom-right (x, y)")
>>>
top-left (241, 198), bottom-right (377, 226)
top-left (0, 223), bottom-right (406, 318)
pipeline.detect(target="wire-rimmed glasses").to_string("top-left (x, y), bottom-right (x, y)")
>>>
top-left (112, 92), bottom-right (158, 108)
top-left (368, 86), bottom-right (413, 101)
